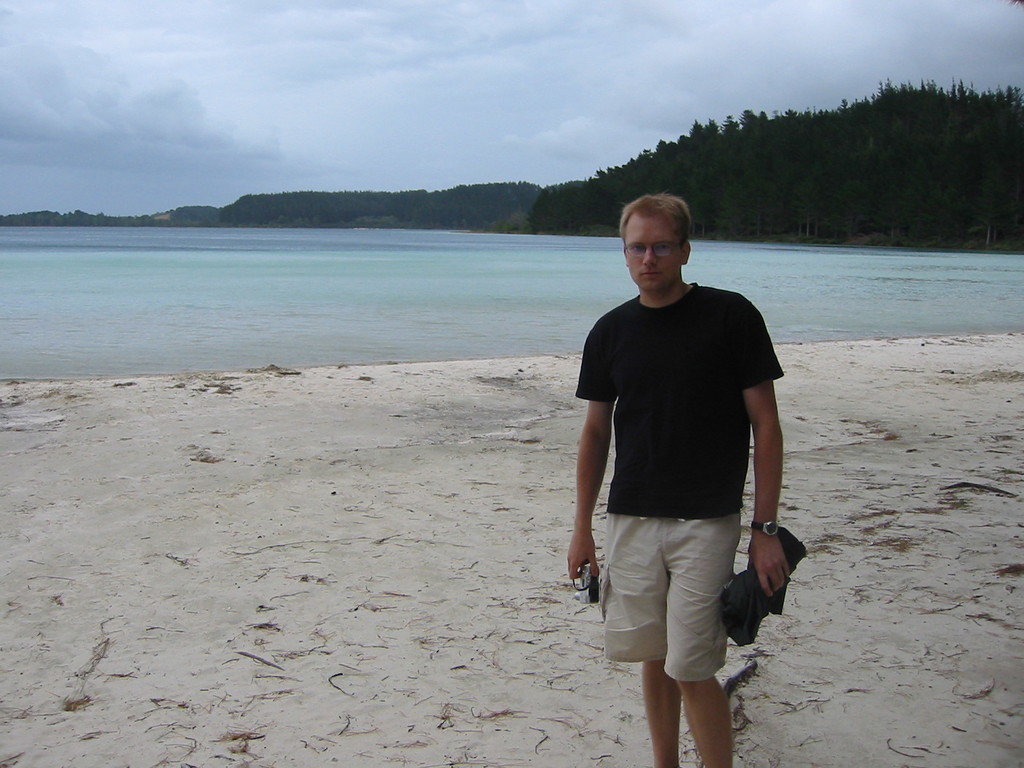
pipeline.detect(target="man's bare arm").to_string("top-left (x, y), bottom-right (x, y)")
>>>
top-left (568, 400), bottom-right (613, 579)
top-left (743, 379), bottom-right (788, 595)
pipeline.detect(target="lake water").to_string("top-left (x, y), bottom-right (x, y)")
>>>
top-left (1, 227), bottom-right (1022, 379)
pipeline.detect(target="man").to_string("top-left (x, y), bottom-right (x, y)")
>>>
top-left (567, 193), bottom-right (789, 768)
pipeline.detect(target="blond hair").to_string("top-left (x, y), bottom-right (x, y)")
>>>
top-left (619, 194), bottom-right (692, 243)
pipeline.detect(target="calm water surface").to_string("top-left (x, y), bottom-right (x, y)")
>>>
top-left (1, 228), bottom-right (1022, 378)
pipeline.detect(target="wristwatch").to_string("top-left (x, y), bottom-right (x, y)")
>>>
top-left (750, 520), bottom-right (779, 536)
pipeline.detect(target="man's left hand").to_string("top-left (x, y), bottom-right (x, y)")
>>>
top-left (748, 532), bottom-right (790, 596)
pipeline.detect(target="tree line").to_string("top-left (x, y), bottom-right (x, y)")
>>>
top-left (528, 82), bottom-right (1024, 248)
top-left (0, 184), bottom-right (540, 231)
top-left (0, 206), bottom-right (221, 227)
top-left (218, 183), bottom-right (539, 230)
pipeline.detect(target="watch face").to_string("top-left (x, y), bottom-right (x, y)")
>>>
top-left (763, 521), bottom-right (779, 535)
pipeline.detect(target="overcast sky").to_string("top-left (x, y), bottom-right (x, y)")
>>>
top-left (2, 0), bottom-right (1023, 216)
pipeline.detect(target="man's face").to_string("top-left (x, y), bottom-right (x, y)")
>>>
top-left (622, 211), bottom-right (691, 301)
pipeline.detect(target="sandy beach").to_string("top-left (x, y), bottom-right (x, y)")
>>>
top-left (1, 334), bottom-right (1022, 768)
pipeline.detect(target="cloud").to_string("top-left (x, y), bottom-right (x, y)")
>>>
top-left (3, 44), bottom-right (221, 161)
top-left (0, 31), bottom-right (283, 212)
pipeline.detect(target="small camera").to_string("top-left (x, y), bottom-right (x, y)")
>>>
top-left (573, 565), bottom-right (600, 604)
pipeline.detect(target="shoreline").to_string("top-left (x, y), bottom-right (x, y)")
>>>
top-left (4, 330), bottom-right (1024, 385)
top-left (4, 222), bottom-right (1023, 253)
top-left (2, 334), bottom-right (1022, 767)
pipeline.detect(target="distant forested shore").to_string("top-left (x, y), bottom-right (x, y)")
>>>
top-left (0, 183), bottom-right (542, 233)
top-left (3, 83), bottom-right (1022, 250)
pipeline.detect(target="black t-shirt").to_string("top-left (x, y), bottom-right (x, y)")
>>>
top-left (576, 285), bottom-right (783, 519)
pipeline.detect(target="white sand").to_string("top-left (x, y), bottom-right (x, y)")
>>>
top-left (1, 334), bottom-right (1022, 767)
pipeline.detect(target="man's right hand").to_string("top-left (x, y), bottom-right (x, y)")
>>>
top-left (567, 530), bottom-right (598, 580)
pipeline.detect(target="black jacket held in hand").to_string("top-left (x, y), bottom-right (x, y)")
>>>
top-left (721, 527), bottom-right (807, 646)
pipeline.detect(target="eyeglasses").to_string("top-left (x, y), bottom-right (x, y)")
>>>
top-left (624, 242), bottom-right (680, 258)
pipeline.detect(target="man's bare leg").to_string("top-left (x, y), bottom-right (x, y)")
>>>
top-left (642, 659), bottom-right (682, 768)
top-left (679, 677), bottom-right (733, 768)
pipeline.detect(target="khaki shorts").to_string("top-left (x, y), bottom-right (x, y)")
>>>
top-left (601, 513), bottom-right (740, 682)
